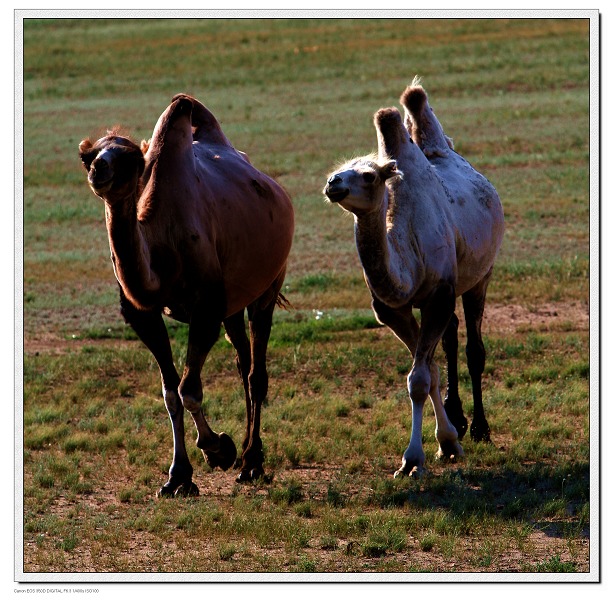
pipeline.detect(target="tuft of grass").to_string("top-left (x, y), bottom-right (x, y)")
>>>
top-left (419, 533), bottom-right (438, 553)
top-left (269, 479), bottom-right (304, 506)
top-left (218, 544), bottom-right (238, 561)
top-left (533, 555), bottom-right (578, 573)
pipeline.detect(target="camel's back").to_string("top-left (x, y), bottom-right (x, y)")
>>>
top-left (428, 152), bottom-right (504, 293)
top-left (430, 153), bottom-right (503, 234)
top-left (191, 141), bottom-right (294, 311)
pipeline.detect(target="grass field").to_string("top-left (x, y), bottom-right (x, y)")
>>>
top-left (20, 16), bottom-right (593, 578)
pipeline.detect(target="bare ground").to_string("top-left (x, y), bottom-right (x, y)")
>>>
top-left (21, 299), bottom-right (592, 575)
top-left (23, 300), bottom-right (590, 356)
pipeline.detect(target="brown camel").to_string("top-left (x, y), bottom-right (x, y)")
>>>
top-left (324, 85), bottom-right (504, 476)
top-left (79, 94), bottom-right (294, 496)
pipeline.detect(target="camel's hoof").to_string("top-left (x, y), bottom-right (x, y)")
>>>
top-left (394, 465), bottom-right (426, 479)
top-left (203, 432), bottom-right (237, 471)
top-left (236, 466), bottom-right (266, 483)
top-left (156, 485), bottom-right (175, 499)
top-left (436, 439), bottom-right (465, 462)
top-left (174, 481), bottom-right (200, 498)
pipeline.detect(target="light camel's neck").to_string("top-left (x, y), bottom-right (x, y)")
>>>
top-left (353, 191), bottom-right (416, 308)
top-left (104, 190), bottom-right (161, 310)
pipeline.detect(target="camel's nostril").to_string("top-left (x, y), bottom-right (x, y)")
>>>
top-left (328, 174), bottom-right (341, 185)
top-left (88, 156), bottom-right (113, 189)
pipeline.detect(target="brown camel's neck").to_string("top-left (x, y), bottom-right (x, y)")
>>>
top-left (353, 191), bottom-right (416, 309)
top-left (104, 189), bottom-right (161, 310)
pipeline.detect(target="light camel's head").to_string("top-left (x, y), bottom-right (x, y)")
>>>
top-left (79, 132), bottom-right (146, 202)
top-left (323, 156), bottom-right (402, 215)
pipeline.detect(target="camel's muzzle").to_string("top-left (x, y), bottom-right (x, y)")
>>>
top-left (325, 188), bottom-right (349, 203)
top-left (324, 176), bottom-right (349, 203)
top-left (88, 155), bottom-right (114, 190)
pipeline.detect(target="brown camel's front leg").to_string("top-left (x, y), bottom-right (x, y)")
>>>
top-left (119, 291), bottom-right (195, 497)
top-left (179, 297), bottom-right (237, 473)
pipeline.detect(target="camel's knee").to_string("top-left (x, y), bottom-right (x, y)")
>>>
top-left (408, 365), bottom-right (430, 403)
top-left (178, 376), bottom-right (203, 413)
top-left (248, 366), bottom-right (269, 403)
top-left (163, 388), bottom-right (181, 417)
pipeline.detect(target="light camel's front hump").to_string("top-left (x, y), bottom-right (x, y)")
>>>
top-left (324, 81), bottom-right (503, 477)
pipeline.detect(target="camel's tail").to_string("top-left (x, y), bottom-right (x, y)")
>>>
top-left (276, 292), bottom-right (293, 310)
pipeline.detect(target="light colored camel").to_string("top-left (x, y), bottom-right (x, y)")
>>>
top-left (400, 79), bottom-right (498, 443)
top-left (323, 85), bottom-right (504, 476)
top-left (79, 94), bottom-right (294, 496)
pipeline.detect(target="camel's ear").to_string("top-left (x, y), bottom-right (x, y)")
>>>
top-left (78, 139), bottom-right (97, 171)
top-left (381, 160), bottom-right (402, 181)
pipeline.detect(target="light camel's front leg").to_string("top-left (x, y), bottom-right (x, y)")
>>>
top-left (179, 296), bottom-right (237, 473)
top-left (370, 299), bottom-right (425, 476)
top-left (399, 282), bottom-right (460, 477)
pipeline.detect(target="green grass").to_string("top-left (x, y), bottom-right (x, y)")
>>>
top-left (21, 17), bottom-right (592, 576)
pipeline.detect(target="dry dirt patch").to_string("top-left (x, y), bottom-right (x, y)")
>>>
top-left (23, 301), bottom-right (590, 356)
top-left (482, 301), bottom-right (589, 334)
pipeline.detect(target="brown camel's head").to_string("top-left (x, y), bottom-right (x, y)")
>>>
top-left (79, 133), bottom-right (145, 202)
top-left (324, 156), bottom-right (401, 216)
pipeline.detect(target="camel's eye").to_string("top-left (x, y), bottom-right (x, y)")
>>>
top-left (362, 172), bottom-right (376, 184)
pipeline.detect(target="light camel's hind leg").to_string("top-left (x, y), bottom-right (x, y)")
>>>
top-left (442, 313), bottom-right (469, 440)
top-left (462, 270), bottom-right (493, 442)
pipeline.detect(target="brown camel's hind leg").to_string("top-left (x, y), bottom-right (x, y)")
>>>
top-left (234, 283), bottom-right (281, 483)
top-left (119, 290), bottom-right (195, 497)
top-left (462, 270), bottom-right (493, 443)
top-left (222, 311), bottom-right (252, 467)
top-left (442, 313), bottom-right (469, 440)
